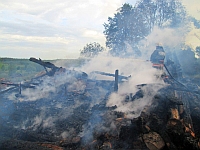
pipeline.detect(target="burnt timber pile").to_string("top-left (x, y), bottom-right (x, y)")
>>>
top-left (0, 58), bottom-right (200, 150)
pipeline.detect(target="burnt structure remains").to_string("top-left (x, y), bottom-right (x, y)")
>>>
top-left (0, 57), bottom-right (200, 150)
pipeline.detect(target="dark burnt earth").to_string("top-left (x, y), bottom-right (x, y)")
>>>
top-left (0, 59), bottom-right (200, 150)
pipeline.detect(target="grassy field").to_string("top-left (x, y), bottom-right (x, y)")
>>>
top-left (0, 58), bottom-right (86, 82)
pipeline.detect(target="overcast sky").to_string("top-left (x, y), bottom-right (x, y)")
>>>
top-left (0, 0), bottom-right (200, 59)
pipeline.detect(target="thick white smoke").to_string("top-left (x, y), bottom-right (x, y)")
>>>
top-left (107, 83), bottom-right (166, 119)
top-left (138, 26), bottom-right (189, 60)
top-left (80, 53), bottom-right (166, 119)
top-left (8, 70), bottom-right (87, 101)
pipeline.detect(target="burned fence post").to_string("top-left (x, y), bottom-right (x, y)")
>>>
top-left (114, 70), bottom-right (118, 92)
top-left (19, 82), bottom-right (22, 95)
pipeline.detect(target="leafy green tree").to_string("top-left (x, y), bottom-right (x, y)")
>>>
top-left (80, 42), bottom-right (105, 58)
top-left (136, 0), bottom-right (186, 29)
top-left (103, 0), bottom-right (187, 57)
top-left (103, 3), bottom-right (138, 57)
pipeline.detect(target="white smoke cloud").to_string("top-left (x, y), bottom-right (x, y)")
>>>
top-left (21, 85), bottom-right (56, 101)
top-left (10, 50), bottom-right (167, 142)
top-left (107, 83), bottom-right (166, 119)
top-left (81, 52), bottom-right (157, 80)
top-left (7, 70), bottom-right (88, 101)
top-left (60, 128), bottom-right (76, 139)
top-left (80, 53), bottom-right (166, 119)
top-left (138, 26), bottom-right (190, 60)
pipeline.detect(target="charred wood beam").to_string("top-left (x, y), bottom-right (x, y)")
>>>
top-left (29, 57), bottom-right (59, 70)
top-left (92, 71), bottom-right (130, 81)
top-left (29, 57), bottom-right (61, 76)
top-left (31, 73), bottom-right (47, 80)
top-left (136, 82), bottom-right (200, 95)
top-left (43, 66), bottom-right (49, 74)
top-left (0, 87), bottom-right (17, 94)
top-left (1, 82), bottom-right (36, 88)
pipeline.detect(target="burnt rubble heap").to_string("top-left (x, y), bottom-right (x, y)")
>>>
top-left (0, 58), bottom-right (200, 150)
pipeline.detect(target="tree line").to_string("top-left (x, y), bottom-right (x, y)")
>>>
top-left (79, 0), bottom-right (200, 79)
top-left (103, 0), bottom-right (187, 57)
top-left (80, 0), bottom-right (194, 58)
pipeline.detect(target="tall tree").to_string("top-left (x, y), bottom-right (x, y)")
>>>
top-left (104, 3), bottom-right (134, 57)
top-left (80, 42), bottom-right (105, 58)
top-left (103, 0), bottom-right (187, 57)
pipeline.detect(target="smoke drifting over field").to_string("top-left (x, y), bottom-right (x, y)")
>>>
top-left (3, 24), bottom-right (192, 147)
top-left (78, 24), bottom-right (191, 119)
top-left (24, 37), bottom-right (170, 140)
top-left (80, 53), bottom-right (166, 119)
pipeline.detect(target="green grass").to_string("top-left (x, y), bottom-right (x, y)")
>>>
top-left (0, 58), bottom-right (87, 82)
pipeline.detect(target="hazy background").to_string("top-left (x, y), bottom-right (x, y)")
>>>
top-left (0, 0), bottom-right (200, 59)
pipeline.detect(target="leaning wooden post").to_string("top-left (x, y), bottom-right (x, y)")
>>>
top-left (114, 70), bottom-right (118, 92)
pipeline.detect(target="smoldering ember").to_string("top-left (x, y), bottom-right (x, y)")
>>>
top-left (1, 56), bottom-right (200, 150)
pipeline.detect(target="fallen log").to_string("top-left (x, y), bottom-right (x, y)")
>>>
top-left (29, 57), bottom-right (61, 76)
top-left (29, 57), bottom-right (59, 70)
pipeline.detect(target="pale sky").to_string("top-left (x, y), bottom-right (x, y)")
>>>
top-left (0, 0), bottom-right (200, 59)
top-left (0, 0), bottom-right (137, 59)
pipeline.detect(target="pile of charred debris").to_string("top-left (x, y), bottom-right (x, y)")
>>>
top-left (1, 58), bottom-right (200, 150)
